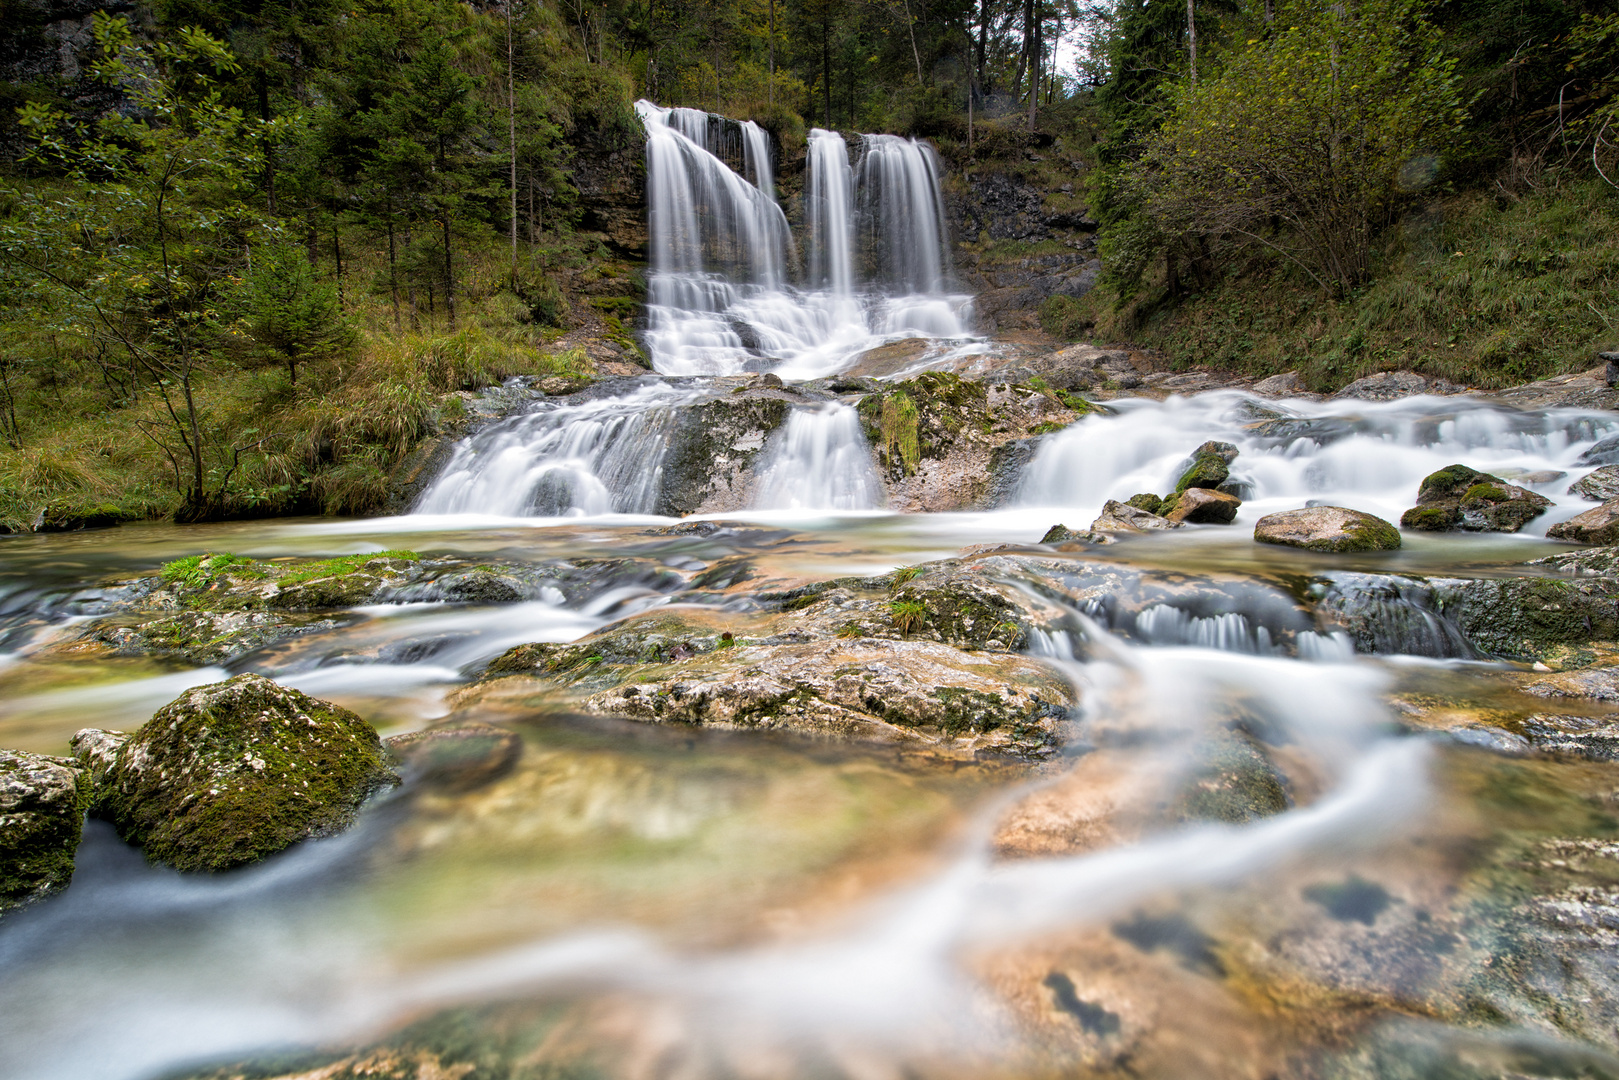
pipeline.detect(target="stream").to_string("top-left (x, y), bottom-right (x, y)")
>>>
top-left (3, 103), bottom-right (1619, 1080)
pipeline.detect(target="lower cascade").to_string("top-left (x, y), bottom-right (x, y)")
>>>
top-left (753, 404), bottom-right (886, 511)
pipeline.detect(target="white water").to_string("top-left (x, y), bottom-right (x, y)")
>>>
top-left (1019, 390), bottom-right (1619, 534)
top-left (636, 100), bottom-right (972, 378)
top-left (753, 404), bottom-right (886, 511)
top-left (414, 383), bottom-right (697, 516)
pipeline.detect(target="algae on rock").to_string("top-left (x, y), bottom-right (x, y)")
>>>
top-left (0, 749), bottom-right (90, 915)
top-left (81, 674), bottom-right (397, 872)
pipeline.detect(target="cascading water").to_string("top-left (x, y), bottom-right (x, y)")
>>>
top-left (753, 404), bottom-right (886, 511)
top-left (637, 99), bottom-right (972, 379)
top-left (413, 383), bottom-right (696, 517)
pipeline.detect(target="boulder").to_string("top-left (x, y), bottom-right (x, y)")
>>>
top-left (1547, 500), bottom-right (1619, 545)
top-left (1251, 372), bottom-right (1306, 396)
top-left (1040, 524), bottom-right (1087, 544)
top-left (386, 722), bottom-right (523, 792)
top-left (1125, 493), bottom-right (1163, 514)
top-left (81, 674), bottom-right (397, 872)
top-left (1253, 507), bottom-right (1401, 553)
top-left (583, 638), bottom-right (1073, 758)
top-left (1169, 730), bottom-right (1290, 824)
top-left (1172, 441), bottom-right (1239, 492)
top-left (1399, 464), bottom-right (1551, 532)
top-left (1433, 576), bottom-right (1619, 662)
top-left (1335, 370), bottom-right (1462, 400)
top-left (1569, 465), bottom-right (1619, 502)
top-left (1578, 433), bottom-right (1619, 466)
top-left (0, 750), bottom-right (90, 915)
top-left (1090, 499), bottom-right (1182, 534)
top-left (1164, 487), bottom-right (1242, 525)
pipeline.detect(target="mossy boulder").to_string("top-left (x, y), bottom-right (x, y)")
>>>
top-left (1400, 464), bottom-right (1551, 532)
top-left (1126, 492), bottom-right (1164, 514)
top-left (1172, 441), bottom-right (1239, 493)
top-left (655, 395), bottom-right (791, 515)
top-left (1433, 576), bottom-right (1619, 661)
top-left (80, 674), bottom-right (397, 872)
top-left (1546, 499), bottom-right (1619, 545)
top-left (0, 749), bottom-right (90, 915)
top-left (1090, 499), bottom-right (1182, 533)
top-left (1254, 507), bottom-right (1402, 552)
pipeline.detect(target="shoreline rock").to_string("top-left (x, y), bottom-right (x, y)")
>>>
top-left (1254, 507), bottom-right (1401, 552)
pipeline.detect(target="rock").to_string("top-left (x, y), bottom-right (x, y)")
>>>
top-left (1164, 487), bottom-right (1242, 525)
top-left (1251, 372), bottom-right (1306, 396)
top-left (85, 674), bottom-right (397, 872)
top-left (1169, 730), bottom-right (1290, 824)
top-left (70, 728), bottom-right (127, 786)
top-left (1399, 464), bottom-right (1551, 532)
top-left (1313, 573), bottom-right (1475, 657)
top-left (655, 395), bottom-right (790, 515)
top-left (1516, 469), bottom-right (1568, 485)
top-left (1447, 725), bottom-right (1532, 755)
top-left (386, 723), bottom-right (523, 792)
top-left (1569, 466), bottom-right (1619, 502)
top-left (0, 749), bottom-right (90, 915)
top-left (1090, 499), bottom-right (1182, 533)
top-left (844, 338), bottom-right (931, 378)
top-left (1523, 667), bottom-right (1619, 703)
top-left (1041, 524), bottom-right (1086, 544)
top-left (1171, 442), bottom-right (1238, 492)
top-left (1125, 493), bottom-right (1163, 514)
top-left (1433, 577), bottom-right (1619, 661)
top-left (1548, 500), bottom-right (1619, 545)
top-left (1245, 415), bottom-right (1370, 447)
top-left (1253, 507), bottom-right (1401, 553)
top-left (1519, 714), bottom-right (1619, 760)
top-left (582, 638), bottom-right (1073, 758)
top-left (1578, 433), bottom-right (1619, 466)
top-left (1335, 370), bottom-right (1451, 401)
top-left (91, 610), bottom-right (346, 665)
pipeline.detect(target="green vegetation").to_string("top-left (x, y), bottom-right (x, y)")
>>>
top-left (890, 599), bottom-right (929, 635)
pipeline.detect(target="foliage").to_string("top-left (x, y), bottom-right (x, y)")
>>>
top-left (1125, 0), bottom-right (1468, 296)
top-left (243, 244), bottom-right (354, 385)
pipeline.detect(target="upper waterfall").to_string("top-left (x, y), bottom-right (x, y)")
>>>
top-left (635, 99), bottom-right (972, 379)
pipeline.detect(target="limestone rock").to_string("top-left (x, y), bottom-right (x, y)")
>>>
top-left (1547, 500), bottom-right (1619, 545)
top-left (1523, 667), bottom-right (1619, 703)
top-left (1519, 714), bottom-right (1619, 760)
top-left (1164, 487), bottom-right (1242, 525)
top-left (1569, 466), bottom-right (1619, 502)
top-left (1578, 433), bottom-right (1619, 466)
top-left (1399, 464), bottom-right (1551, 532)
top-left (1253, 507), bottom-right (1401, 553)
top-left (583, 638), bottom-right (1073, 758)
top-left (1090, 499), bottom-right (1182, 533)
top-left (1335, 370), bottom-right (1462, 401)
top-left (1172, 441), bottom-right (1238, 493)
top-left (0, 749), bottom-right (90, 915)
top-left (85, 674), bottom-right (397, 872)
top-left (1251, 372), bottom-right (1306, 396)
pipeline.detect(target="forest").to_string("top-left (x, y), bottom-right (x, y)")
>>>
top-left (0, 0), bottom-right (1615, 528)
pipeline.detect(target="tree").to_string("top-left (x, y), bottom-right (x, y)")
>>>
top-left (5, 14), bottom-right (279, 520)
top-left (1126, 0), bottom-right (1468, 295)
top-left (243, 244), bottom-right (352, 385)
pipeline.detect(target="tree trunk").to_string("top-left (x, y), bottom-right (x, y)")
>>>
top-left (900, 0), bottom-right (923, 84)
top-left (506, 0), bottom-right (518, 272)
top-left (975, 0), bottom-right (988, 91)
top-left (1028, 2), bottom-right (1040, 128)
top-left (1187, 0), bottom-right (1197, 85)
top-left (1014, 0), bottom-right (1033, 101)
top-left (768, 0), bottom-right (775, 105)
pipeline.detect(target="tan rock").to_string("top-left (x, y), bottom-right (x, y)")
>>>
top-left (1164, 487), bottom-right (1241, 525)
top-left (1090, 499), bottom-right (1182, 533)
top-left (1547, 499), bottom-right (1619, 545)
top-left (1253, 506), bottom-right (1401, 552)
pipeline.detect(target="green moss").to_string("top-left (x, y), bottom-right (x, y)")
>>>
top-left (1462, 483), bottom-right (1510, 503)
top-left (277, 550), bottom-right (419, 586)
top-left (1437, 576), bottom-right (1619, 661)
top-left (1126, 493), bottom-right (1164, 514)
top-left (1336, 516), bottom-right (1403, 552)
top-left (880, 393), bottom-right (921, 474)
top-left (1174, 453), bottom-right (1231, 493)
top-left (0, 750), bottom-right (90, 914)
top-left (1416, 464), bottom-right (1491, 502)
top-left (92, 674), bottom-right (395, 872)
top-left (1401, 504), bottom-right (1459, 530)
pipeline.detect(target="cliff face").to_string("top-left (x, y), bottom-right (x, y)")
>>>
top-left (570, 129), bottom-right (647, 261)
top-left (0, 0), bottom-right (138, 158)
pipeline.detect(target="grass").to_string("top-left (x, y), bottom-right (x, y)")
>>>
top-left (1078, 180), bottom-right (1619, 391)
top-left (158, 550), bottom-right (419, 590)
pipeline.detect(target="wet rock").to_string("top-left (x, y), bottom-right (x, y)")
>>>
top-left (1125, 493), bottom-right (1163, 514)
top-left (1399, 464), bottom-right (1551, 532)
top-left (0, 749), bottom-right (90, 915)
top-left (386, 722), bottom-right (523, 792)
top-left (1547, 500), bottom-right (1619, 545)
top-left (1171, 441), bottom-right (1238, 492)
top-left (1522, 666), bottom-right (1619, 703)
top-left (433, 571), bottom-right (528, 604)
top-left (1314, 573), bottom-right (1475, 657)
top-left (89, 610), bottom-right (347, 665)
top-left (83, 674), bottom-right (397, 872)
top-left (1578, 432), bottom-right (1619, 466)
top-left (1253, 507), bottom-right (1402, 552)
top-left (1515, 469), bottom-right (1568, 485)
top-left (1090, 500), bottom-right (1182, 534)
top-left (1447, 724), bottom-right (1532, 755)
top-left (1569, 466), bottom-right (1619, 502)
top-left (1244, 415), bottom-right (1370, 447)
top-left (1251, 371), bottom-right (1306, 396)
top-left (1433, 576), bottom-right (1619, 661)
top-left (857, 373), bottom-right (1081, 512)
top-left (1336, 370), bottom-right (1462, 400)
top-left (1041, 524), bottom-right (1087, 544)
top-left (655, 395), bottom-right (790, 515)
top-left (844, 338), bottom-right (930, 378)
top-left (1169, 729), bottom-right (1289, 824)
top-left (1519, 714), bottom-right (1619, 760)
top-left (1164, 488), bottom-right (1241, 525)
top-left (584, 638), bottom-right (1072, 758)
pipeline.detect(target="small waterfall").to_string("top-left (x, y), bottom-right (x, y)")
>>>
top-left (741, 120), bottom-right (776, 203)
top-left (856, 135), bottom-right (950, 295)
top-left (754, 405), bottom-right (886, 511)
top-left (807, 129), bottom-right (855, 296)
top-left (413, 385), bottom-right (695, 517)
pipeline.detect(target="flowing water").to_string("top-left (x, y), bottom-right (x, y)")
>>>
top-left (5, 106), bottom-right (1619, 1080)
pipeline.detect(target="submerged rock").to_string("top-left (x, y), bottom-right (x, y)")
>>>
top-left (1568, 465), bottom-right (1619, 502)
top-left (0, 749), bottom-right (90, 915)
top-left (1164, 487), bottom-right (1242, 525)
top-left (1169, 729), bottom-right (1290, 824)
top-left (81, 674), bottom-right (397, 872)
top-left (1519, 714), bottom-right (1619, 760)
top-left (1399, 464), bottom-right (1551, 532)
top-left (385, 722), bottom-right (523, 792)
top-left (1254, 507), bottom-right (1401, 552)
top-left (1090, 500), bottom-right (1182, 534)
top-left (1547, 500), bottom-right (1619, 544)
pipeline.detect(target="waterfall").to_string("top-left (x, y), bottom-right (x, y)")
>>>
top-left (807, 129), bottom-right (855, 296)
top-left (635, 99), bottom-right (973, 379)
top-left (754, 404), bottom-right (886, 511)
top-left (413, 384), bottom-right (696, 517)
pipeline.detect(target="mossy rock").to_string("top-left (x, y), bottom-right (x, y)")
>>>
top-left (1254, 506), bottom-right (1401, 552)
top-left (1170, 729), bottom-right (1290, 824)
top-left (1041, 523), bottom-right (1086, 543)
top-left (1434, 576), bottom-right (1619, 661)
top-left (0, 749), bottom-right (90, 915)
top-left (1173, 453), bottom-right (1232, 493)
top-left (1126, 492), bottom-right (1164, 514)
top-left (84, 674), bottom-right (397, 872)
top-left (1402, 464), bottom-right (1551, 533)
top-left (857, 372), bottom-right (991, 479)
